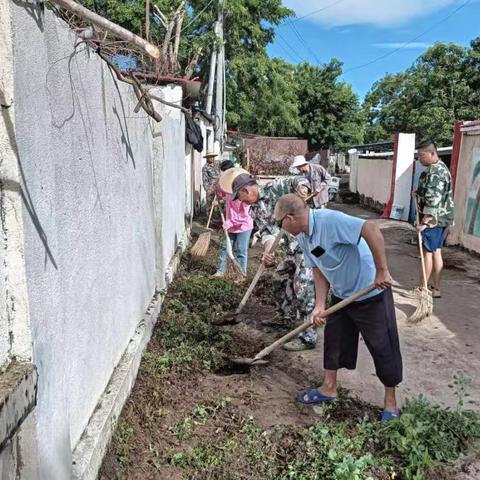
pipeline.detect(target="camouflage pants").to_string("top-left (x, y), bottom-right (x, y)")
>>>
top-left (272, 252), bottom-right (317, 346)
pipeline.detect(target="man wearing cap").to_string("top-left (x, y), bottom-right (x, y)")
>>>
top-left (223, 169), bottom-right (318, 351)
top-left (202, 152), bottom-right (221, 207)
top-left (292, 155), bottom-right (331, 209)
top-left (273, 193), bottom-right (402, 421)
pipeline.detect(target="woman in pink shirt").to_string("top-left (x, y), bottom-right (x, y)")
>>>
top-left (214, 161), bottom-right (253, 277)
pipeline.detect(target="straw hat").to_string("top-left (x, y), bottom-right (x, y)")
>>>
top-left (203, 151), bottom-right (218, 158)
top-left (218, 167), bottom-right (251, 194)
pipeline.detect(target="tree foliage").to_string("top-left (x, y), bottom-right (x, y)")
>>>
top-left (363, 39), bottom-right (480, 146)
top-left (226, 55), bottom-right (300, 136)
top-left (295, 60), bottom-right (364, 150)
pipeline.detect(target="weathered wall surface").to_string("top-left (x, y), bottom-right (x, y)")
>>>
top-left (356, 158), bottom-right (393, 209)
top-left (1, 1), bottom-right (193, 478)
top-left (449, 131), bottom-right (480, 253)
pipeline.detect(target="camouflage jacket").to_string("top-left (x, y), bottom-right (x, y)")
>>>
top-left (202, 163), bottom-right (220, 194)
top-left (417, 160), bottom-right (454, 227)
top-left (251, 176), bottom-right (310, 254)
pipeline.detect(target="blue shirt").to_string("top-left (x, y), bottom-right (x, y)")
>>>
top-left (297, 209), bottom-right (381, 301)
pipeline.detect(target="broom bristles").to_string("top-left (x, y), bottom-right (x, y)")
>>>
top-left (225, 257), bottom-right (246, 281)
top-left (190, 231), bottom-right (211, 257)
top-left (407, 287), bottom-right (433, 324)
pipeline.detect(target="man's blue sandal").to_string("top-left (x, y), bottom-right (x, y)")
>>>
top-left (381, 410), bottom-right (400, 421)
top-left (297, 389), bottom-right (337, 405)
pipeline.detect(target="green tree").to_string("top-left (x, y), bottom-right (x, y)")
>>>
top-left (295, 60), bottom-right (364, 150)
top-left (81, 0), bottom-right (292, 69)
top-left (362, 72), bottom-right (408, 143)
top-left (363, 41), bottom-right (480, 146)
top-left (226, 55), bottom-right (300, 136)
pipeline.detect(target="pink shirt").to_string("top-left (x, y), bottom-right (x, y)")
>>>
top-left (216, 189), bottom-right (253, 233)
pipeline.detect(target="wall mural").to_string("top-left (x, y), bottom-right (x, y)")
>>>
top-left (465, 147), bottom-right (480, 237)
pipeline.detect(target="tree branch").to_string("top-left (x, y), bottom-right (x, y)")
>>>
top-left (52, 0), bottom-right (161, 59)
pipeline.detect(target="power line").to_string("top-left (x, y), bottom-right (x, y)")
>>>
top-left (344, 0), bottom-right (472, 73)
top-left (286, 18), bottom-right (322, 64)
top-left (276, 32), bottom-right (305, 63)
top-left (277, 0), bottom-right (347, 28)
top-left (181, 0), bottom-right (216, 33)
top-left (294, 0), bottom-right (347, 22)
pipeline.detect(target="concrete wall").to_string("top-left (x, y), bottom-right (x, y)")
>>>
top-left (391, 133), bottom-right (416, 221)
top-left (349, 151), bottom-right (392, 210)
top-left (356, 158), bottom-right (393, 209)
top-left (1, 1), bottom-right (196, 478)
top-left (351, 134), bottom-right (415, 219)
top-left (449, 130), bottom-right (480, 253)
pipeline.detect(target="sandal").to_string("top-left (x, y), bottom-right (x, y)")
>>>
top-left (297, 389), bottom-right (336, 405)
top-left (381, 409), bottom-right (400, 422)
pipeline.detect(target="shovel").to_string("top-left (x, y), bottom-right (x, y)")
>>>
top-left (216, 231), bottom-right (283, 325)
top-left (230, 284), bottom-right (377, 367)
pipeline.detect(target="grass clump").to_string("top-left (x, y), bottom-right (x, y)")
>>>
top-left (172, 274), bottom-right (243, 315)
top-left (158, 391), bottom-right (480, 480)
top-left (141, 273), bottom-right (241, 377)
top-left (380, 395), bottom-right (480, 479)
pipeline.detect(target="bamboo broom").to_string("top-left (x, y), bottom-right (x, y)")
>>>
top-left (218, 207), bottom-right (246, 281)
top-left (408, 197), bottom-right (433, 323)
top-left (190, 196), bottom-right (216, 257)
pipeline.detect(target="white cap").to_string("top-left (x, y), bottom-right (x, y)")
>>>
top-left (291, 155), bottom-right (308, 170)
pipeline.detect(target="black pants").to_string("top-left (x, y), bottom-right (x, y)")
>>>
top-left (324, 288), bottom-right (403, 387)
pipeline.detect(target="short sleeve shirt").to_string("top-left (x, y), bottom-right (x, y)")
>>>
top-left (297, 209), bottom-right (381, 300)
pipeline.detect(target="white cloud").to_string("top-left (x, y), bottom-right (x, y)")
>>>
top-left (283, 0), bottom-right (458, 27)
top-left (373, 42), bottom-right (432, 49)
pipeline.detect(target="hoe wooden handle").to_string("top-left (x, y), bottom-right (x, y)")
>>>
top-left (252, 284), bottom-right (378, 362)
top-left (235, 231), bottom-right (283, 315)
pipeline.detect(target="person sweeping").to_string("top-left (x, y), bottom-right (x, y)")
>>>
top-left (408, 140), bottom-right (455, 300)
top-left (213, 161), bottom-right (253, 278)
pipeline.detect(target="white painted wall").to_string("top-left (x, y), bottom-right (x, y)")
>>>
top-left (356, 158), bottom-right (393, 204)
top-left (3, 3), bottom-right (192, 478)
top-left (349, 151), bottom-right (359, 193)
top-left (391, 133), bottom-right (416, 221)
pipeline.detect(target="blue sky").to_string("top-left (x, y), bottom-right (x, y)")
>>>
top-left (267, 0), bottom-right (480, 100)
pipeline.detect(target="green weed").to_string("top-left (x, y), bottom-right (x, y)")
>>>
top-left (112, 420), bottom-right (135, 467)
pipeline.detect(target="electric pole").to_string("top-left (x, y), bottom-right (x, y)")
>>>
top-left (214, 0), bottom-right (224, 147)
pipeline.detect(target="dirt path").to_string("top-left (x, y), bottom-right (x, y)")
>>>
top-left (100, 202), bottom-right (480, 479)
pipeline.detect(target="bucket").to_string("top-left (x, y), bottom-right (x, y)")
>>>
top-left (391, 204), bottom-right (405, 220)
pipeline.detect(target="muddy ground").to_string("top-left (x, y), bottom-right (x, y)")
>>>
top-left (100, 202), bottom-right (480, 480)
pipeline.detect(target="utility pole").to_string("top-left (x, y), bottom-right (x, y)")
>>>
top-left (214, 0), bottom-right (224, 147)
top-left (205, 21), bottom-right (218, 115)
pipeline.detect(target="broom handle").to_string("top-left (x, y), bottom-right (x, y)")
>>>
top-left (219, 206), bottom-right (234, 259)
top-left (415, 197), bottom-right (429, 289)
top-left (206, 195), bottom-right (217, 229)
top-left (253, 284), bottom-right (377, 361)
top-left (235, 231), bottom-right (283, 315)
